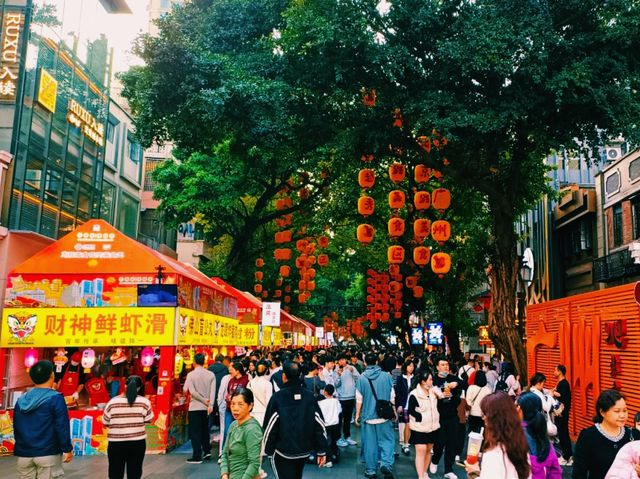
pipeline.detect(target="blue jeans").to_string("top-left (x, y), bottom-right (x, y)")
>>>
top-left (361, 420), bottom-right (395, 474)
top-left (222, 409), bottom-right (234, 448)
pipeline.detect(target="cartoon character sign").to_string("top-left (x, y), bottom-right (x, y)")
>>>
top-left (7, 314), bottom-right (37, 342)
top-left (179, 314), bottom-right (188, 337)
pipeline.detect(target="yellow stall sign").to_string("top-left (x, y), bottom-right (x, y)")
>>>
top-left (1, 307), bottom-right (176, 348)
top-left (177, 308), bottom-right (240, 346)
top-left (237, 324), bottom-right (259, 347)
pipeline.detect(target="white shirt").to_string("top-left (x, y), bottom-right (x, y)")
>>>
top-left (479, 445), bottom-right (530, 479)
top-left (465, 385), bottom-right (493, 417)
top-left (248, 375), bottom-right (273, 426)
top-left (318, 397), bottom-right (342, 427)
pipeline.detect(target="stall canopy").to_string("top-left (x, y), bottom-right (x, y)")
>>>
top-left (4, 219), bottom-right (233, 314)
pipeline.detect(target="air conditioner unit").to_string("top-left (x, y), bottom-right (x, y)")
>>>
top-left (605, 146), bottom-right (622, 162)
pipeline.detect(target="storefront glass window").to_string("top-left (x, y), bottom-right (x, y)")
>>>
top-left (117, 191), bottom-right (139, 238)
top-left (613, 204), bottom-right (623, 247)
top-left (100, 181), bottom-right (115, 222)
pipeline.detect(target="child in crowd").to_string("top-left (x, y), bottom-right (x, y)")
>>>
top-left (318, 384), bottom-right (342, 468)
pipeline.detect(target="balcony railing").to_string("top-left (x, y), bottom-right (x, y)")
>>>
top-left (593, 249), bottom-right (640, 282)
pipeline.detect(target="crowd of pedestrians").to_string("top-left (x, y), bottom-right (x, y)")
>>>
top-left (13, 347), bottom-right (640, 479)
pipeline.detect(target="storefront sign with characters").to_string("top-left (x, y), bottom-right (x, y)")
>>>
top-left (0, 307), bottom-right (176, 347)
top-left (67, 99), bottom-right (105, 145)
top-left (177, 308), bottom-right (240, 346)
top-left (0, 10), bottom-right (24, 102)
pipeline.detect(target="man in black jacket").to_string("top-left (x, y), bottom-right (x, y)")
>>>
top-left (262, 361), bottom-right (328, 479)
top-left (429, 357), bottom-right (464, 479)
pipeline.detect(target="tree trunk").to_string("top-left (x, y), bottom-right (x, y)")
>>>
top-left (487, 204), bottom-right (528, 378)
top-left (444, 323), bottom-right (462, 363)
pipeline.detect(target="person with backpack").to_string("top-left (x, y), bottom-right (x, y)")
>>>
top-left (495, 362), bottom-right (521, 400)
top-left (529, 373), bottom-right (557, 437)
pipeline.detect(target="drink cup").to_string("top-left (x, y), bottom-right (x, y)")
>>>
top-left (466, 431), bottom-right (483, 465)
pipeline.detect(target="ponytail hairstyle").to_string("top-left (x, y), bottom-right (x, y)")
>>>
top-left (125, 375), bottom-right (143, 406)
top-left (517, 392), bottom-right (550, 462)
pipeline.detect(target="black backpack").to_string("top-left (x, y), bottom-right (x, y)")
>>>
top-left (495, 372), bottom-right (510, 393)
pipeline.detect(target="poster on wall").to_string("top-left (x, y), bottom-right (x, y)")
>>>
top-left (410, 327), bottom-right (424, 346)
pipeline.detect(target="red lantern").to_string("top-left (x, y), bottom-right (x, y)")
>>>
top-left (298, 293), bottom-right (307, 304)
top-left (358, 196), bottom-right (375, 216)
top-left (358, 169), bottom-right (375, 189)
top-left (275, 278), bottom-right (283, 287)
top-left (432, 188), bottom-right (451, 212)
top-left (416, 135), bottom-right (431, 153)
top-left (414, 191), bottom-right (431, 210)
top-left (414, 165), bottom-right (430, 183)
top-left (262, 291), bottom-right (269, 298)
top-left (413, 246), bottom-right (431, 266)
top-left (279, 265), bottom-right (291, 277)
top-left (295, 257), bottom-right (306, 269)
top-left (296, 239), bottom-right (308, 252)
top-left (431, 252), bottom-right (452, 277)
top-left (254, 284), bottom-right (263, 294)
top-left (431, 220), bottom-right (451, 245)
top-left (285, 285), bottom-right (291, 293)
top-left (357, 224), bottom-right (375, 244)
top-left (318, 254), bottom-right (329, 267)
top-left (388, 245), bottom-right (405, 264)
top-left (274, 248), bottom-right (292, 261)
top-left (255, 258), bottom-right (264, 268)
top-left (388, 217), bottom-right (405, 238)
top-left (413, 219), bottom-right (431, 240)
top-left (255, 271), bottom-right (264, 281)
top-left (362, 89), bottom-right (376, 107)
top-left (405, 276), bottom-right (418, 288)
top-left (318, 236), bottom-right (330, 248)
top-left (389, 281), bottom-right (402, 294)
top-left (389, 264), bottom-right (400, 275)
top-left (388, 190), bottom-right (406, 210)
top-left (308, 268), bottom-right (316, 279)
top-left (308, 281), bottom-right (316, 292)
top-left (413, 286), bottom-right (424, 298)
top-left (298, 280), bottom-right (307, 291)
top-left (392, 108), bottom-right (403, 128)
top-left (284, 295), bottom-right (291, 303)
top-left (389, 163), bottom-right (406, 183)
top-left (274, 290), bottom-right (282, 298)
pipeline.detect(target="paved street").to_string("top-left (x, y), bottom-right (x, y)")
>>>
top-left (0, 428), bottom-right (574, 478)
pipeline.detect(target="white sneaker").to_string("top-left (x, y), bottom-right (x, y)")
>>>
top-left (558, 457), bottom-right (568, 466)
top-left (346, 437), bottom-right (358, 446)
top-left (444, 473), bottom-right (458, 479)
top-left (324, 461), bottom-right (333, 468)
top-left (565, 457), bottom-right (574, 466)
top-left (455, 455), bottom-right (460, 462)
top-left (336, 438), bottom-right (348, 447)
top-left (429, 462), bottom-right (438, 474)
top-left (423, 474), bottom-right (430, 479)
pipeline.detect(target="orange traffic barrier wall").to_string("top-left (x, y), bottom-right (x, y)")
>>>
top-left (526, 282), bottom-right (640, 437)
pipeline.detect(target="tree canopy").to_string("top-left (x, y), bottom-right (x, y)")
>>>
top-left (122, 0), bottom-right (640, 370)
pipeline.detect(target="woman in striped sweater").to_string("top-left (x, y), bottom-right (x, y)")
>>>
top-left (103, 375), bottom-right (154, 479)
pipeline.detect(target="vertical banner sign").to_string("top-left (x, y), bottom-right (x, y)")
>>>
top-left (261, 302), bottom-right (281, 327)
top-left (0, 10), bottom-right (24, 103)
top-left (315, 326), bottom-right (324, 339)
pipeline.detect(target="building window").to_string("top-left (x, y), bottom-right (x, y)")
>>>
top-left (606, 171), bottom-right (621, 196)
top-left (630, 158), bottom-right (640, 182)
top-left (106, 122), bottom-right (115, 143)
top-left (632, 196), bottom-right (640, 240)
top-left (128, 135), bottom-right (140, 163)
top-left (613, 204), bottom-right (623, 247)
top-left (100, 182), bottom-right (115, 222)
top-left (143, 158), bottom-right (161, 191)
top-left (117, 191), bottom-right (139, 238)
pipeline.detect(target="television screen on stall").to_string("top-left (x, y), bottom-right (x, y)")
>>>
top-left (137, 284), bottom-right (178, 307)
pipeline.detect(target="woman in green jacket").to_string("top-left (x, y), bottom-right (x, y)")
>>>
top-left (220, 388), bottom-right (263, 479)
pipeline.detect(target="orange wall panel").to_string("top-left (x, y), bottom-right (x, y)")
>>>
top-left (527, 282), bottom-right (640, 438)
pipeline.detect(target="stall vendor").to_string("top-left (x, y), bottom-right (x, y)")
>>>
top-left (55, 351), bottom-right (86, 402)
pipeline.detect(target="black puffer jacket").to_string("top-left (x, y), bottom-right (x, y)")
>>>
top-left (262, 382), bottom-right (328, 459)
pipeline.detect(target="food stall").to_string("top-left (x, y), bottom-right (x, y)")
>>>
top-left (0, 219), bottom-right (239, 455)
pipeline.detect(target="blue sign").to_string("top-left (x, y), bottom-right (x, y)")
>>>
top-left (410, 327), bottom-right (424, 346)
top-left (427, 322), bottom-right (444, 345)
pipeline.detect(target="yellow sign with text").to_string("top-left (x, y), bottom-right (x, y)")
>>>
top-left (37, 68), bottom-right (57, 113)
top-left (237, 324), bottom-right (259, 347)
top-left (177, 308), bottom-right (240, 346)
top-left (262, 326), bottom-right (282, 347)
top-left (1, 307), bottom-right (176, 348)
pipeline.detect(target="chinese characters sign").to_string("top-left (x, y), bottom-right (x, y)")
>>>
top-left (427, 322), bottom-right (444, 345)
top-left (177, 308), bottom-right (246, 346)
top-left (37, 68), bottom-right (58, 113)
top-left (1, 307), bottom-right (175, 347)
top-left (67, 99), bottom-right (105, 146)
top-left (261, 302), bottom-right (281, 327)
top-left (0, 10), bottom-right (24, 102)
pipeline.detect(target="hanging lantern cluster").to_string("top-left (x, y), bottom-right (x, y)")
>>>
top-left (412, 129), bottom-right (453, 278)
top-left (366, 269), bottom-right (392, 330)
top-left (358, 153), bottom-right (376, 245)
top-left (271, 182), bottom-right (298, 308)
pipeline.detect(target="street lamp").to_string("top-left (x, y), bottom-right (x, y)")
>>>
top-left (517, 248), bottom-right (535, 339)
